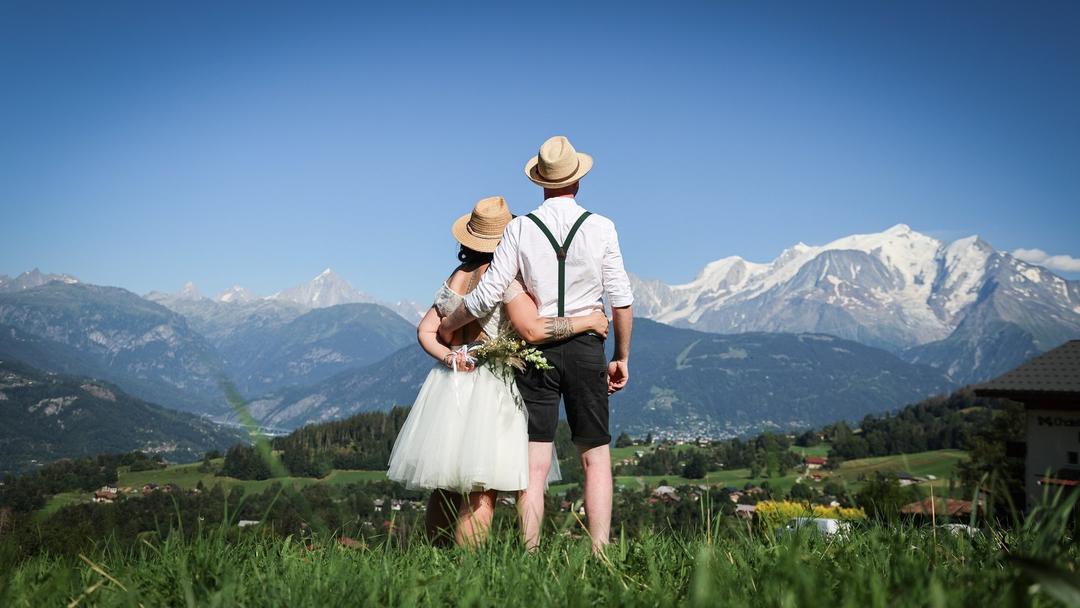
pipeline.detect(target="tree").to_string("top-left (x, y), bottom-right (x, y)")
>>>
top-left (682, 452), bottom-right (708, 479)
top-left (614, 433), bottom-right (634, 448)
top-left (795, 430), bottom-right (820, 447)
top-left (855, 473), bottom-right (917, 521)
top-left (788, 483), bottom-right (814, 501)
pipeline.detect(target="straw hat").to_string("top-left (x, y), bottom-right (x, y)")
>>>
top-left (451, 196), bottom-right (512, 252)
top-left (524, 135), bottom-right (593, 188)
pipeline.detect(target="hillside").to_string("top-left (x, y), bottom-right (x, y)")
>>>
top-left (0, 359), bottom-right (246, 474)
top-left (243, 320), bottom-right (953, 434)
top-left (0, 283), bottom-right (230, 415)
top-left (614, 320), bottom-right (954, 436)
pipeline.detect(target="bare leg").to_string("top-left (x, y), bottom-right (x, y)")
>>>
top-left (455, 490), bottom-right (497, 548)
top-left (426, 489), bottom-right (461, 547)
top-left (580, 443), bottom-right (612, 552)
top-left (518, 441), bottom-right (554, 551)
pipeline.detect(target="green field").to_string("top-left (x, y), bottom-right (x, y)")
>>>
top-left (789, 442), bottom-right (832, 458)
top-left (43, 461), bottom-right (392, 515)
top-left (611, 449), bottom-right (968, 497)
top-left (44, 447), bottom-right (970, 515)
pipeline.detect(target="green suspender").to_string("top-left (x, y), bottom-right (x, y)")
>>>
top-left (525, 211), bottom-right (593, 316)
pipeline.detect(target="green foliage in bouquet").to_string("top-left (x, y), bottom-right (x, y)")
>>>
top-left (471, 332), bottom-right (553, 372)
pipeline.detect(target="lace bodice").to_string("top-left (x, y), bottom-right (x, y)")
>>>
top-left (434, 283), bottom-right (508, 339)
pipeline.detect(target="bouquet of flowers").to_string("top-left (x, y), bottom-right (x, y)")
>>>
top-left (470, 332), bottom-right (553, 372)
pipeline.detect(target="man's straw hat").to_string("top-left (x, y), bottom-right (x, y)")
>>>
top-left (524, 135), bottom-right (593, 188)
top-left (451, 196), bottom-right (513, 253)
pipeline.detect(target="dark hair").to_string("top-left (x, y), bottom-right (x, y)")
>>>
top-left (458, 245), bottom-right (493, 267)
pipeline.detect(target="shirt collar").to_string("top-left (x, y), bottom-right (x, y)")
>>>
top-left (541, 196), bottom-right (581, 210)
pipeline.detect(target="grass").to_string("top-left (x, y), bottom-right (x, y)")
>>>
top-left (789, 442), bottom-right (832, 458)
top-left (3, 503), bottom-right (1078, 607)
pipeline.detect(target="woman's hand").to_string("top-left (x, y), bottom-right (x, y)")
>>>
top-left (586, 310), bottom-right (610, 339)
top-left (442, 350), bottom-right (477, 372)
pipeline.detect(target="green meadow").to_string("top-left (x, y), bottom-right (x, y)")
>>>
top-left (44, 447), bottom-right (970, 514)
top-left (4, 499), bottom-right (1079, 607)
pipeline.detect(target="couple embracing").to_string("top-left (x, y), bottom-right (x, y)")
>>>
top-left (387, 136), bottom-right (634, 551)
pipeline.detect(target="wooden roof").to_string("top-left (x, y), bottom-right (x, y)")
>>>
top-left (974, 340), bottom-right (1080, 404)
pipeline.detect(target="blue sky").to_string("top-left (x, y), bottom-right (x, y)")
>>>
top-left (2, 0), bottom-right (1078, 302)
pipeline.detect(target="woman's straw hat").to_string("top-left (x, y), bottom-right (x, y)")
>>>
top-left (451, 196), bottom-right (512, 252)
top-left (524, 135), bottom-right (593, 188)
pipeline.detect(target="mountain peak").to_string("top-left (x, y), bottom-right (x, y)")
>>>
top-left (216, 285), bottom-right (257, 304)
top-left (885, 223), bottom-right (913, 235)
top-left (270, 269), bottom-right (371, 309)
top-left (0, 268), bottom-right (80, 292)
top-left (178, 282), bottom-right (202, 301)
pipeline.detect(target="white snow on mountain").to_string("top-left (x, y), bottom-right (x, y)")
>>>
top-left (215, 285), bottom-right (258, 304)
top-left (631, 224), bottom-right (1080, 353)
top-left (268, 268), bottom-right (374, 309)
top-left (177, 281), bottom-right (202, 302)
top-left (0, 268), bottom-right (79, 292)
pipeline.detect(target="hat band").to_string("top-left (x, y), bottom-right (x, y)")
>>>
top-left (466, 223), bottom-right (504, 240)
top-left (538, 156), bottom-right (580, 182)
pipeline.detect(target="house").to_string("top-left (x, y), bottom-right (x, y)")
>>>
top-left (896, 472), bottom-right (928, 487)
top-left (373, 499), bottom-right (384, 512)
top-left (804, 456), bottom-right (828, 470)
top-left (900, 497), bottom-right (982, 519)
top-left (974, 340), bottom-right (1080, 510)
top-left (651, 486), bottom-right (680, 503)
top-left (94, 486), bottom-right (119, 503)
top-left (141, 483), bottom-right (159, 495)
top-left (734, 504), bottom-right (756, 519)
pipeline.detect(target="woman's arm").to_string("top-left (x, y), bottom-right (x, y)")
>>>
top-left (504, 293), bottom-right (609, 344)
top-left (418, 306), bottom-right (474, 370)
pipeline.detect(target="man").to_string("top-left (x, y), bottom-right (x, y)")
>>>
top-left (438, 135), bottom-right (633, 551)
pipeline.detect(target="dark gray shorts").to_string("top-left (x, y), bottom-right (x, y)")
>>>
top-left (515, 333), bottom-right (610, 447)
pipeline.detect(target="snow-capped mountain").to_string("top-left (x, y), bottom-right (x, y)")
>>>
top-left (631, 225), bottom-right (1080, 382)
top-left (269, 268), bottom-right (373, 308)
top-left (215, 285), bottom-right (257, 304)
top-left (148, 268), bottom-right (425, 324)
top-left (0, 268), bottom-right (79, 292)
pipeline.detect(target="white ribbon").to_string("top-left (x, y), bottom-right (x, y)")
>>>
top-left (449, 344), bottom-right (478, 414)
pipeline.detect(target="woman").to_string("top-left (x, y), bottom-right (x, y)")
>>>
top-left (387, 196), bottom-right (608, 547)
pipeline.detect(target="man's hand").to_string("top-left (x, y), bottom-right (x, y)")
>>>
top-left (607, 359), bottom-right (629, 395)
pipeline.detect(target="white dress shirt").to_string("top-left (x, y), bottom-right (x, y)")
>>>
top-left (464, 197), bottom-right (634, 319)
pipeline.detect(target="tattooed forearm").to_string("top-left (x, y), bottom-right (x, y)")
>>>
top-left (544, 317), bottom-right (574, 341)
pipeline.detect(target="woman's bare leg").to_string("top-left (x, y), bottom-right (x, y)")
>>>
top-left (426, 489), bottom-right (461, 547)
top-left (455, 490), bottom-right (497, 548)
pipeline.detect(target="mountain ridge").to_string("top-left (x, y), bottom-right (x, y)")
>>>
top-left (630, 225), bottom-right (1080, 382)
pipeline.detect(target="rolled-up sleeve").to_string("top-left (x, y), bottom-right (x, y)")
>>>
top-left (464, 220), bottom-right (521, 317)
top-left (602, 221), bottom-right (634, 308)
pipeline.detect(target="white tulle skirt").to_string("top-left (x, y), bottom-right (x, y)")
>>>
top-left (387, 361), bottom-right (561, 492)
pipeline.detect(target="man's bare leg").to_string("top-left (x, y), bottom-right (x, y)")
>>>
top-left (518, 441), bottom-right (553, 551)
top-left (580, 443), bottom-right (612, 551)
